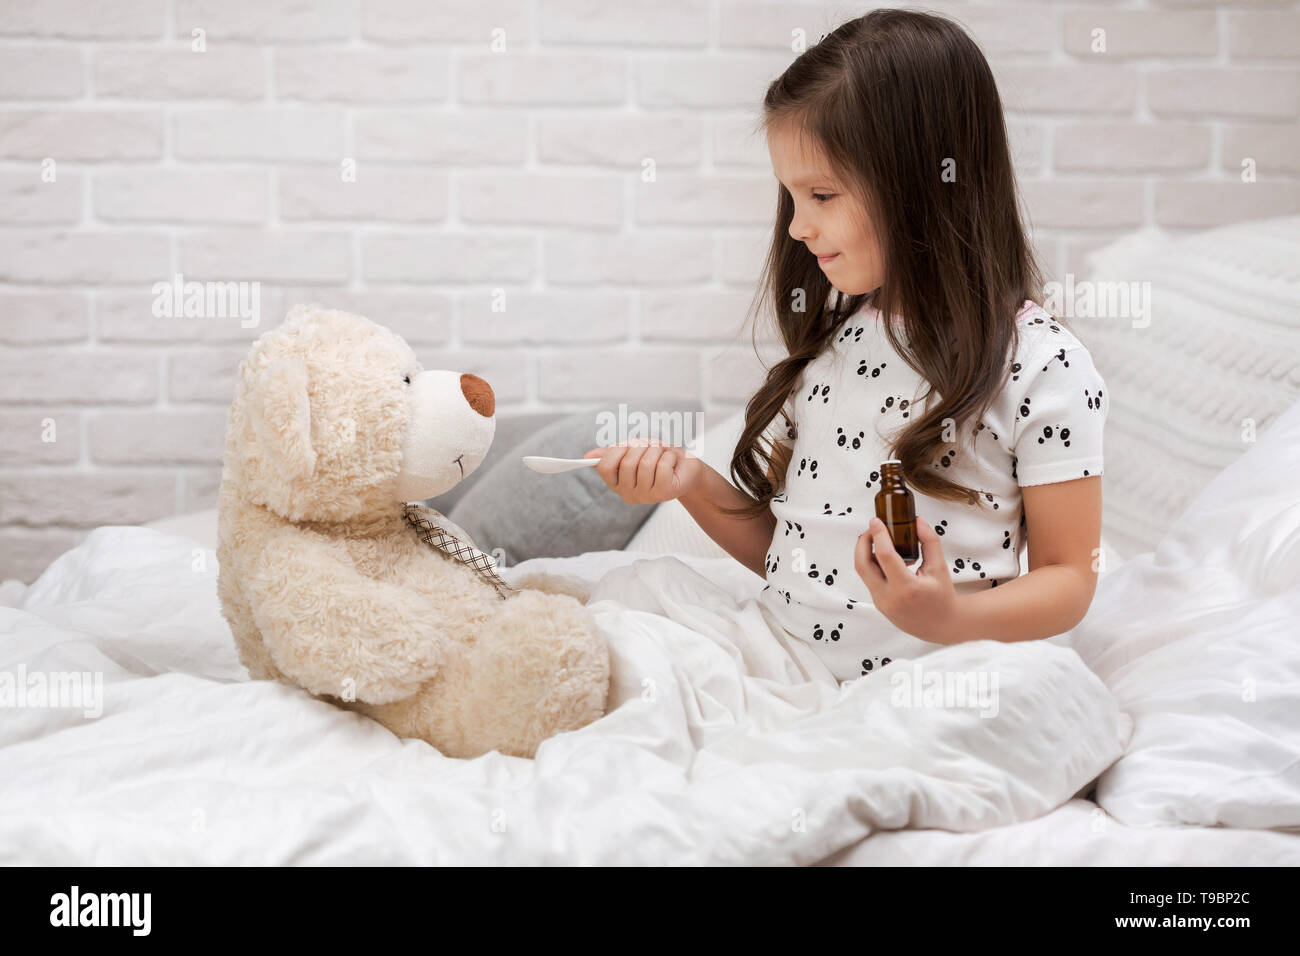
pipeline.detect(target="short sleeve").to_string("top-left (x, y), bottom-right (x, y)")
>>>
top-left (1010, 345), bottom-right (1107, 486)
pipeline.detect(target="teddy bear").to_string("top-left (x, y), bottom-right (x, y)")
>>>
top-left (215, 304), bottom-right (611, 759)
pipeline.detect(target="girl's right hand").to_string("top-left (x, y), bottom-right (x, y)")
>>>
top-left (581, 439), bottom-right (706, 505)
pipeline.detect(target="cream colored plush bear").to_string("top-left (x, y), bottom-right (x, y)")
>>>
top-left (216, 304), bottom-right (610, 759)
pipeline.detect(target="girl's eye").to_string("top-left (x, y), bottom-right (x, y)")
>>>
top-left (812, 193), bottom-right (834, 203)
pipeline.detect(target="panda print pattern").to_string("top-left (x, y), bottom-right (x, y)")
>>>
top-left (757, 299), bottom-right (1108, 682)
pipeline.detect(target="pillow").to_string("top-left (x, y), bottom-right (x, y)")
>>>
top-left (1069, 395), bottom-right (1300, 828)
top-left (1076, 215), bottom-right (1300, 562)
top-left (144, 508), bottom-right (218, 552)
top-left (447, 401), bottom-right (702, 568)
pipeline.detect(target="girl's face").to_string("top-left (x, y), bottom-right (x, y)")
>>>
top-left (766, 120), bottom-right (884, 296)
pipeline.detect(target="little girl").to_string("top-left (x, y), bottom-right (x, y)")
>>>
top-left (585, 9), bottom-right (1108, 683)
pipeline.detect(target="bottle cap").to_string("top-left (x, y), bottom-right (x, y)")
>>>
top-left (881, 459), bottom-right (902, 464)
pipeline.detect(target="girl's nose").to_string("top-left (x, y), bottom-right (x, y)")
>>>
top-left (788, 213), bottom-right (813, 244)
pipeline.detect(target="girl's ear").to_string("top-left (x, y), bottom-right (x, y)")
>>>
top-left (251, 356), bottom-right (317, 481)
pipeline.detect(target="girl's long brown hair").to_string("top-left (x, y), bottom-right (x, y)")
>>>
top-left (721, 7), bottom-right (1051, 520)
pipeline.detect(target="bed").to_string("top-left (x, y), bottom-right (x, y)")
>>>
top-left (2, 217), bottom-right (1298, 865)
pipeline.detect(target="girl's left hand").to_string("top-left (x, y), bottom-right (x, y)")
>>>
top-left (855, 515), bottom-right (962, 645)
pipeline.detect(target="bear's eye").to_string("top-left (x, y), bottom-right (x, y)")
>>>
top-left (402, 375), bottom-right (411, 385)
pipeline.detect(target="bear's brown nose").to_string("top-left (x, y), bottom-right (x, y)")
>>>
top-left (459, 373), bottom-right (495, 418)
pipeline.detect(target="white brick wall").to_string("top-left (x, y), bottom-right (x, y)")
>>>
top-left (1, 0), bottom-right (1297, 582)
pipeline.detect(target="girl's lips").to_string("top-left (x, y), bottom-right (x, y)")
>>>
top-left (817, 253), bottom-right (839, 263)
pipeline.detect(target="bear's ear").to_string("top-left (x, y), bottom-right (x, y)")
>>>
top-left (251, 355), bottom-right (317, 481)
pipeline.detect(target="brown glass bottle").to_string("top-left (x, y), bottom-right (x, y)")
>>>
top-left (874, 460), bottom-right (919, 563)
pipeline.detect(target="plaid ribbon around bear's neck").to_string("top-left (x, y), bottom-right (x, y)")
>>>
top-left (402, 503), bottom-right (519, 600)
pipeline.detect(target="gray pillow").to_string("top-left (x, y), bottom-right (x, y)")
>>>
top-left (447, 401), bottom-right (703, 568)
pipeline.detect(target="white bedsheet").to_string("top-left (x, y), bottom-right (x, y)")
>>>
top-left (0, 529), bottom-right (1127, 865)
top-left (819, 798), bottom-right (1300, 866)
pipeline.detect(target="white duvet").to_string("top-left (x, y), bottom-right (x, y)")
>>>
top-left (0, 526), bottom-right (1128, 865)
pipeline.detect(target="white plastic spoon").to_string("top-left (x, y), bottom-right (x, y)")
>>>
top-left (522, 455), bottom-right (603, 474)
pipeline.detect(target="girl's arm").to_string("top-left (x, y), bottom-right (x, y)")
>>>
top-left (956, 475), bottom-right (1103, 642)
top-left (679, 463), bottom-right (779, 579)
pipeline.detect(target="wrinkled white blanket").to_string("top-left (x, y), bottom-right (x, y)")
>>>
top-left (0, 527), bottom-right (1127, 865)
